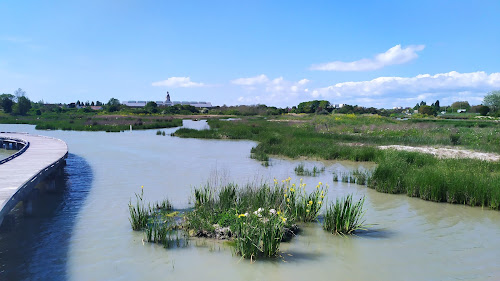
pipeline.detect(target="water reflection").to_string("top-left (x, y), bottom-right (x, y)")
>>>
top-left (0, 154), bottom-right (93, 280)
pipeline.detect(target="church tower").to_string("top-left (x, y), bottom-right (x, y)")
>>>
top-left (166, 91), bottom-right (171, 102)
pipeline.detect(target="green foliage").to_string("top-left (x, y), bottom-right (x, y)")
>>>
top-left (449, 133), bottom-right (461, 145)
top-left (0, 94), bottom-right (14, 113)
top-left (483, 90), bottom-right (500, 111)
top-left (418, 105), bottom-right (436, 116)
top-left (369, 150), bottom-right (500, 209)
top-left (296, 100), bottom-right (331, 113)
top-left (282, 179), bottom-right (327, 222)
top-left (234, 210), bottom-right (285, 259)
top-left (294, 163), bottom-right (325, 176)
top-left (478, 105), bottom-right (490, 116)
top-left (128, 189), bottom-right (150, 230)
top-left (323, 195), bottom-right (366, 235)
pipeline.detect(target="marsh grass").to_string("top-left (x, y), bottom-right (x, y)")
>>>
top-left (234, 210), bottom-right (285, 259)
top-left (323, 195), bottom-right (366, 235)
top-left (294, 163), bottom-right (325, 176)
top-left (186, 178), bottom-right (329, 258)
top-left (283, 179), bottom-right (328, 222)
top-left (129, 189), bottom-right (150, 230)
top-left (370, 150), bottom-right (500, 209)
top-left (176, 117), bottom-right (500, 210)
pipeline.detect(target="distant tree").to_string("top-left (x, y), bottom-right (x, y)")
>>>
top-left (483, 90), bottom-right (500, 111)
top-left (15, 96), bottom-right (32, 115)
top-left (96, 101), bottom-right (103, 106)
top-left (107, 98), bottom-right (121, 112)
top-left (91, 101), bottom-right (95, 106)
top-left (419, 101), bottom-right (426, 106)
top-left (14, 88), bottom-right (26, 101)
top-left (145, 101), bottom-right (158, 113)
top-left (76, 100), bottom-right (81, 106)
top-left (418, 105), bottom-right (436, 116)
top-left (413, 103), bottom-right (420, 110)
top-left (451, 101), bottom-right (470, 110)
top-left (0, 94), bottom-right (14, 113)
top-left (431, 100), bottom-right (440, 112)
top-left (478, 105), bottom-right (490, 116)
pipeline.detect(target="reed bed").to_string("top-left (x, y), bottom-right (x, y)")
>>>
top-left (370, 150), bottom-right (500, 209)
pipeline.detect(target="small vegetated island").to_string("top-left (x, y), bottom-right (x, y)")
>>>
top-left (130, 179), bottom-right (366, 260)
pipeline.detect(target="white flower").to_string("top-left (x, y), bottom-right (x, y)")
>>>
top-left (257, 207), bottom-right (263, 213)
top-left (269, 209), bottom-right (276, 215)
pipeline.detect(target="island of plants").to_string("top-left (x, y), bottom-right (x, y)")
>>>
top-left (129, 179), bottom-right (366, 260)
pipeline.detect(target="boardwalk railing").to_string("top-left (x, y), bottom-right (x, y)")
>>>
top-left (0, 135), bottom-right (30, 165)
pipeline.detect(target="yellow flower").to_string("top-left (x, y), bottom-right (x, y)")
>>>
top-left (306, 209), bottom-right (310, 213)
top-left (277, 211), bottom-right (281, 215)
top-left (238, 213), bottom-right (246, 218)
top-left (141, 185), bottom-right (144, 189)
top-left (284, 193), bottom-right (287, 197)
top-left (308, 200), bottom-right (313, 205)
top-left (282, 217), bottom-right (287, 223)
top-left (321, 195), bottom-right (324, 199)
top-left (318, 201), bottom-right (322, 204)
top-left (290, 188), bottom-right (295, 192)
top-left (287, 198), bottom-right (290, 203)
top-left (318, 181), bottom-right (322, 185)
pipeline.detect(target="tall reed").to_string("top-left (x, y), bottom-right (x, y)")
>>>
top-left (323, 195), bottom-right (366, 235)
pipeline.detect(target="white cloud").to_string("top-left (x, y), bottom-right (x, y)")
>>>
top-left (234, 75), bottom-right (310, 105)
top-left (152, 77), bottom-right (206, 88)
top-left (310, 44), bottom-right (425, 71)
top-left (231, 74), bottom-right (269, 85)
top-left (311, 71), bottom-right (500, 107)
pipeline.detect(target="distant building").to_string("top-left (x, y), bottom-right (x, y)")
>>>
top-left (457, 109), bottom-right (467, 113)
top-left (333, 104), bottom-right (345, 109)
top-left (393, 106), bottom-right (403, 110)
top-left (122, 91), bottom-right (212, 108)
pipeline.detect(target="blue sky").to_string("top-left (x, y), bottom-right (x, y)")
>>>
top-left (1, 0), bottom-right (499, 108)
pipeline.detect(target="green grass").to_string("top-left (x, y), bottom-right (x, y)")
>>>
top-left (294, 163), bottom-right (325, 176)
top-left (185, 179), bottom-right (331, 259)
top-left (370, 150), bottom-right (500, 209)
top-left (128, 189), bottom-right (150, 230)
top-left (174, 116), bottom-right (500, 210)
top-left (323, 194), bottom-right (366, 235)
top-left (0, 113), bottom-right (182, 132)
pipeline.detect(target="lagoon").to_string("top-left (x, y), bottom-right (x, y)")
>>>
top-left (0, 121), bottom-right (499, 280)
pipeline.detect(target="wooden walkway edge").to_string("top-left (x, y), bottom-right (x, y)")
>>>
top-left (0, 132), bottom-right (68, 225)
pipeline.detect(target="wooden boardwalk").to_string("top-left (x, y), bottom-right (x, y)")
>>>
top-left (0, 132), bottom-right (68, 224)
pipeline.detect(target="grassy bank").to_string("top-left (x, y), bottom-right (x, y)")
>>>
top-left (0, 113), bottom-right (183, 132)
top-left (174, 116), bottom-right (500, 210)
top-left (370, 150), bottom-right (500, 209)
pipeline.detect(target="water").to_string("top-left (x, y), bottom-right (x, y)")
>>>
top-left (0, 148), bottom-right (15, 161)
top-left (0, 121), bottom-right (499, 280)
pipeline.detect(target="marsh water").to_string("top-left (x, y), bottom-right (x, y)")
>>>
top-left (0, 121), bottom-right (499, 280)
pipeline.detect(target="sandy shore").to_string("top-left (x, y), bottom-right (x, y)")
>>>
top-left (378, 145), bottom-right (500, 162)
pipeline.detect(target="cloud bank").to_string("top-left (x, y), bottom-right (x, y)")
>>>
top-left (311, 71), bottom-right (500, 107)
top-left (232, 75), bottom-right (310, 105)
top-left (310, 44), bottom-right (425, 71)
top-left (152, 77), bottom-right (206, 88)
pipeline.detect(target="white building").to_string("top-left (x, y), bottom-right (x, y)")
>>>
top-left (122, 92), bottom-right (212, 108)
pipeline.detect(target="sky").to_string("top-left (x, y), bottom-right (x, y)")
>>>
top-left (1, 0), bottom-right (499, 108)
